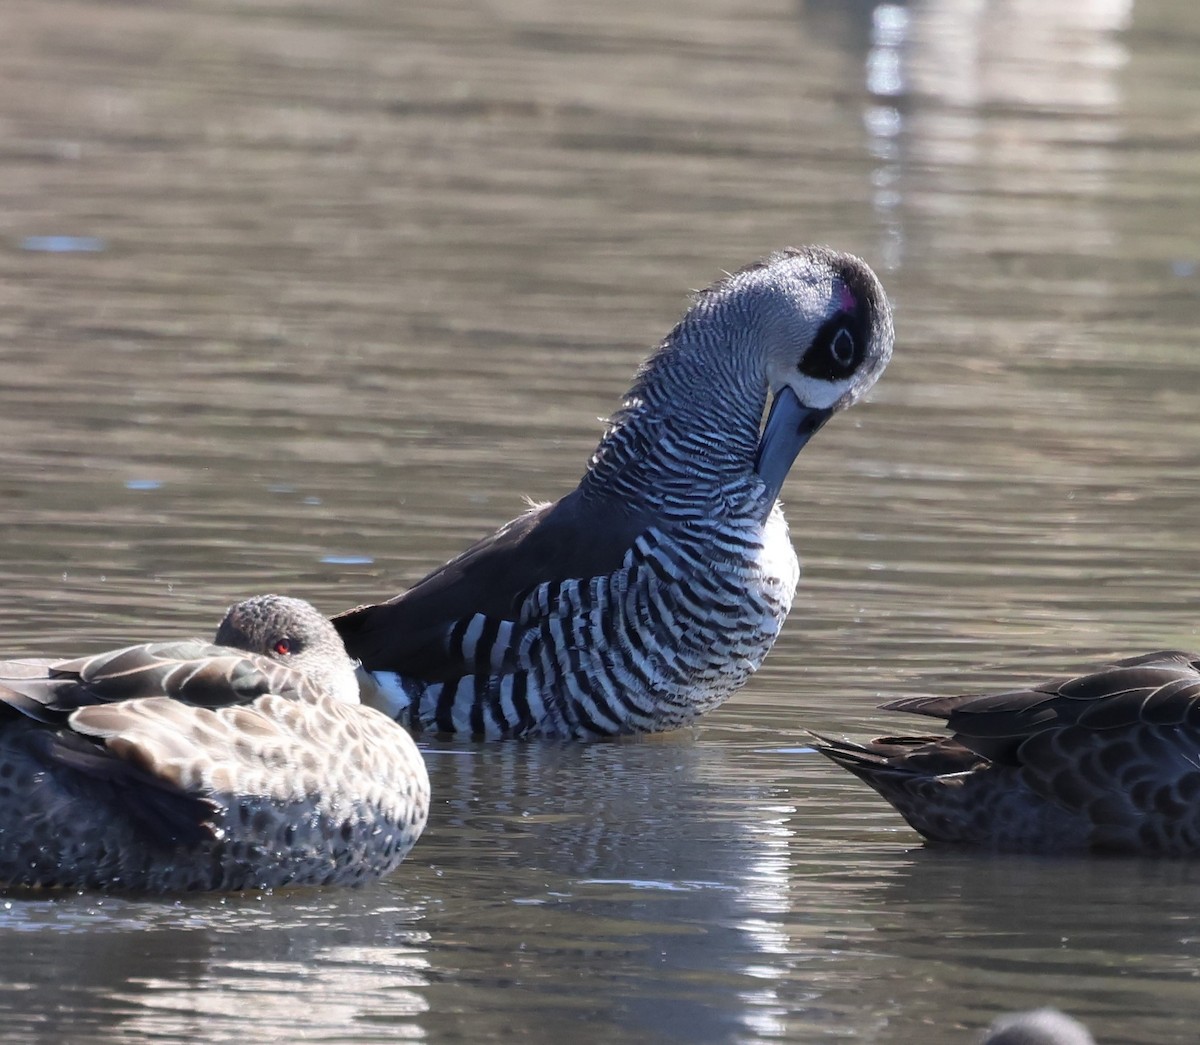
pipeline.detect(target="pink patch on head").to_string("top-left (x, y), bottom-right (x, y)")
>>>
top-left (837, 284), bottom-right (857, 313)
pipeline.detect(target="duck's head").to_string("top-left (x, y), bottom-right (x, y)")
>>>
top-left (215, 594), bottom-right (360, 704)
top-left (727, 246), bottom-right (894, 506)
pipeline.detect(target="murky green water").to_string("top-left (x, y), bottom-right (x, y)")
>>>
top-left (0, 0), bottom-right (1198, 1041)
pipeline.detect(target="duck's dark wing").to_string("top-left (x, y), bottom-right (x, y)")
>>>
top-left (332, 488), bottom-right (651, 680)
top-left (0, 641), bottom-right (308, 725)
top-left (812, 732), bottom-right (985, 780)
top-left (881, 651), bottom-right (1200, 765)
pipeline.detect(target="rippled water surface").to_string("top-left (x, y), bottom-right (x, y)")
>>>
top-left (1, 0), bottom-right (1199, 1041)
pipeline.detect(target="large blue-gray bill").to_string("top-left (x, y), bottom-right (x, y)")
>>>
top-left (753, 386), bottom-right (834, 512)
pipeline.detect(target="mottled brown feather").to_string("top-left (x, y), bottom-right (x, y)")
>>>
top-left (815, 649), bottom-right (1200, 854)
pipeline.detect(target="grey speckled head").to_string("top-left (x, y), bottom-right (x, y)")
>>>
top-left (701, 247), bottom-right (894, 507)
top-left (701, 245), bottom-right (893, 411)
top-left (214, 595), bottom-right (359, 704)
top-left (981, 1009), bottom-right (1096, 1045)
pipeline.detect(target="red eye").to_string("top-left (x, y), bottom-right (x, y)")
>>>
top-left (273, 638), bottom-right (295, 656)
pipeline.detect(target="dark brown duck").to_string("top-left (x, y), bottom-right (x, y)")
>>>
top-left (816, 650), bottom-right (1200, 855)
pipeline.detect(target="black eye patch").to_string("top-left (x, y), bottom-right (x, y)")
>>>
top-left (797, 310), bottom-right (867, 382)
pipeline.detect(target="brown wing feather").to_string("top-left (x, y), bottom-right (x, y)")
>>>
top-left (0, 644), bottom-right (325, 845)
top-left (61, 692), bottom-right (425, 847)
top-left (882, 653), bottom-right (1200, 765)
top-left (812, 732), bottom-right (985, 779)
top-left (0, 642), bottom-right (312, 725)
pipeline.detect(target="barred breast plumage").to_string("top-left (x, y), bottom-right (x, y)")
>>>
top-left (334, 246), bottom-right (895, 739)
top-left (0, 595), bottom-right (429, 891)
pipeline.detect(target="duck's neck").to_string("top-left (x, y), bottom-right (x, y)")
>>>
top-left (581, 305), bottom-right (769, 504)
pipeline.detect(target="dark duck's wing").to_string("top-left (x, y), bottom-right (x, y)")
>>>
top-left (333, 487), bottom-right (651, 681)
top-left (814, 651), bottom-right (1200, 853)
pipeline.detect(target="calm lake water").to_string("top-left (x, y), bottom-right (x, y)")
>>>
top-left (1, 0), bottom-right (1198, 1041)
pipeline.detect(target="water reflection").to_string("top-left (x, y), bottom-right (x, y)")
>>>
top-left (825, 849), bottom-right (1200, 1041)
top-left (412, 738), bottom-right (803, 1042)
top-left (0, 892), bottom-right (431, 1042)
top-left (846, 0), bottom-right (1134, 269)
top-left (340, 738), bottom-right (904, 1041)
